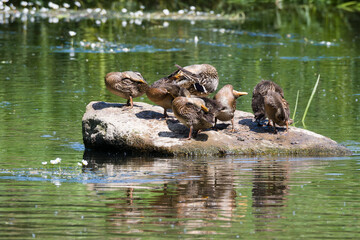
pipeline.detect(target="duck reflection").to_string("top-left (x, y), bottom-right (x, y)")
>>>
top-left (83, 151), bottom-right (290, 235)
top-left (251, 159), bottom-right (290, 228)
top-left (83, 151), bottom-right (243, 234)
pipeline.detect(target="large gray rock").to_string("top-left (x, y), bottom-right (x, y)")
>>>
top-left (82, 101), bottom-right (351, 157)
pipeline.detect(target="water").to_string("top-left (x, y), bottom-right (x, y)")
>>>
top-left (0, 9), bottom-right (359, 239)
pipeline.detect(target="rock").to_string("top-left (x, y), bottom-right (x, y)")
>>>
top-left (82, 101), bottom-right (352, 157)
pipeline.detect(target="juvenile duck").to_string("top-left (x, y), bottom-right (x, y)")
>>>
top-left (264, 91), bottom-right (290, 133)
top-left (172, 89), bottom-right (215, 140)
top-left (146, 77), bottom-right (181, 118)
top-left (251, 80), bottom-right (284, 125)
top-left (168, 64), bottom-right (219, 96)
top-left (105, 71), bottom-right (148, 108)
top-left (213, 84), bottom-right (248, 132)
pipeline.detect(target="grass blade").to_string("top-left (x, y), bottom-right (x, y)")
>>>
top-left (302, 74), bottom-right (320, 127)
top-left (292, 90), bottom-right (300, 122)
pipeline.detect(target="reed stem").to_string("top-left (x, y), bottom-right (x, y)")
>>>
top-left (292, 90), bottom-right (300, 122)
top-left (302, 74), bottom-right (320, 127)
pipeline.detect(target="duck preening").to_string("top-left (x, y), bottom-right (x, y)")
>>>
top-left (213, 84), bottom-right (248, 132)
top-left (105, 71), bottom-right (148, 108)
top-left (146, 77), bottom-right (187, 119)
top-left (251, 80), bottom-right (284, 125)
top-left (168, 64), bottom-right (219, 96)
top-left (146, 63), bottom-right (219, 118)
top-left (264, 91), bottom-right (291, 133)
top-left (252, 80), bottom-right (292, 133)
top-left (172, 89), bottom-right (216, 140)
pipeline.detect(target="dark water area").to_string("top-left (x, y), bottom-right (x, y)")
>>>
top-left (0, 9), bottom-right (360, 239)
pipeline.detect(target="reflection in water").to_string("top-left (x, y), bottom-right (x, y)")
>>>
top-left (0, 152), bottom-right (358, 238)
top-left (83, 151), bottom-right (298, 235)
top-left (84, 151), bottom-right (244, 235)
top-left (252, 160), bottom-right (289, 233)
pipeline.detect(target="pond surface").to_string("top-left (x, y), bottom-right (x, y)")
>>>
top-left (0, 9), bottom-right (359, 239)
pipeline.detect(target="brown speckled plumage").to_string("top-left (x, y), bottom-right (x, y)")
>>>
top-left (251, 80), bottom-right (284, 124)
top-left (146, 78), bottom-right (183, 118)
top-left (172, 89), bottom-right (215, 140)
top-left (105, 71), bottom-right (148, 108)
top-left (264, 91), bottom-right (291, 133)
top-left (168, 64), bottom-right (219, 96)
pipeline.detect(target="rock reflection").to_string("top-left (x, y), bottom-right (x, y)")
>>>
top-left (83, 151), bottom-right (292, 235)
top-left (83, 151), bottom-right (240, 235)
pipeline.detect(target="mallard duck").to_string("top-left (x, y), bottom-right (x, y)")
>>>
top-left (168, 64), bottom-right (219, 96)
top-left (105, 71), bottom-right (149, 108)
top-left (213, 84), bottom-right (248, 132)
top-left (172, 89), bottom-right (215, 140)
top-left (251, 80), bottom-right (284, 125)
top-left (264, 91), bottom-right (290, 133)
top-left (146, 77), bottom-right (181, 118)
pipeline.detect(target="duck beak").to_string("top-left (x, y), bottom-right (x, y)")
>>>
top-left (201, 105), bottom-right (209, 112)
top-left (233, 90), bottom-right (248, 97)
top-left (173, 72), bottom-right (182, 80)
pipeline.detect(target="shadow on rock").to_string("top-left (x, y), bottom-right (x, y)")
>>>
top-left (135, 110), bottom-right (164, 119)
top-left (92, 101), bottom-right (126, 110)
top-left (238, 118), bottom-right (286, 134)
top-left (214, 123), bottom-right (230, 131)
top-left (158, 119), bottom-right (187, 139)
top-left (157, 119), bottom-right (209, 141)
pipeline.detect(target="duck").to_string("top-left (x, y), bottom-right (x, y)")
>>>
top-left (213, 84), bottom-right (248, 132)
top-left (105, 71), bottom-right (149, 108)
top-left (264, 90), bottom-right (291, 133)
top-left (251, 80), bottom-right (284, 125)
top-left (168, 64), bottom-right (219, 96)
top-left (146, 77), bottom-right (181, 118)
top-left (172, 89), bottom-right (215, 140)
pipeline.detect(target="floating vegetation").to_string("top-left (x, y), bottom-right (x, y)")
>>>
top-left (0, 160), bottom-right (183, 187)
top-left (0, 1), bottom-right (233, 26)
top-left (51, 39), bottom-right (183, 54)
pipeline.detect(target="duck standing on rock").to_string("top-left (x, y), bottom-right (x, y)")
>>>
top-left (168, 64), bottom-right (219, 96)
top-left (264, 91), bottom-right (291, 133)
top-left (105, 71), bottom-right (148, 109)
top-left (172, 89), bottom-right (216, 140)
top-left (251, 80), bottom-right (284, 125)
top-left (146, 77), bottom-right (181, 118)
top-left (213, 84), bottom-right (248, 132)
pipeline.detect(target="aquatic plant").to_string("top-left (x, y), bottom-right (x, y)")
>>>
top-left (292, 90), bottom-right (300, 126)
top-left (337, 1), bottom-right (360, 12)
top-left (50, 157), bottom-right (61, 164)
top-left (302, 74), bottom-right (320, 127)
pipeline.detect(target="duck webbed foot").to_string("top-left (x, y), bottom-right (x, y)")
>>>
top-left (229, 118), bottom-right (236, 132)
top-left (180, 126), bottom-right (193, 141)
top-left (156, 108), bottom-right (169, 120)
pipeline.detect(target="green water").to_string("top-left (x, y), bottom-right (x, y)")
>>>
top-left (0, 9), bottom-right (359, 239)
